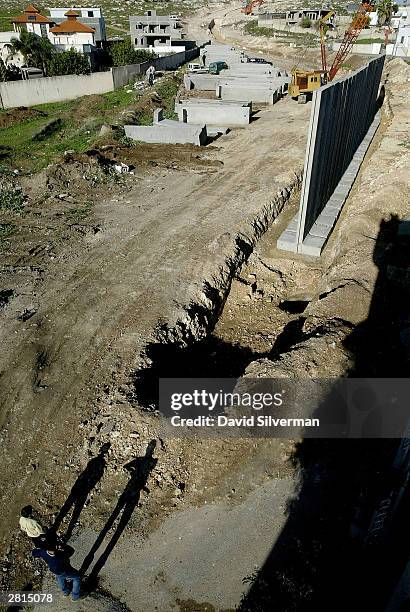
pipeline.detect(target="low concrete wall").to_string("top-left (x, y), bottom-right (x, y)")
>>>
top-left (0, 71), bottom-right (113, 109)
top-left (175, 99), bottom-right (251, 125)
top-left (225, 65), bottom-right (281, 76)
top-left (185, 72), bottom-right (290, 93)
top-left (0, 47), bottom-right (200, 109)
top-left (218, 84), bottom-right (279, 104)
top-left (124, 122), bottom-right (207, 146)
top-left (184, 73), bottom-right (220, 91)
top-left (332, 42), bottom-right (382, 55)
top-left (386, 43), bottom-right (410, 57)
top-left (112, 47), bottom-right (199, 88)
top-left (218, 76), bottom-right (289, 93)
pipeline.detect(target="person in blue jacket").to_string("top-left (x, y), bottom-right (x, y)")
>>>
top-left (32, 544), bottom-right (81, 601)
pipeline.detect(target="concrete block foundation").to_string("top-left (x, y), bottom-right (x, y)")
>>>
top-left (278, 111), bottom-right (381, 256)
top-left (218, 85), bottom-right (281, 104)
top-left (125, 120), bottom-right (208, 146)
top-left (175, 99), bottom-right (251, 126)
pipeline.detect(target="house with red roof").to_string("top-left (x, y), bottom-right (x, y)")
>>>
top-left (49, 10), bottom-right (96, 53)
top-left (11, 4), bottom-right (55, 39)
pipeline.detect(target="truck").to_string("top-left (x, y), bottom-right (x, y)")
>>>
top-left (187, 62), bottom-right (209, 74)
top-left (208, 61), bottom-right (228, 75)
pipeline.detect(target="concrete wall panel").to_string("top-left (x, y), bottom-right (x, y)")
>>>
top-left (0, 47), bottom-right (200, 109)
top-left (175, 100), bottom-right (250, 125)
top-left (124, 123), bottom-right (207, 146)
top-left (285, 56), bottom-right (385, 252)
top-left (218, 84), bottom-right (280, 104)
top-left (295, 55), bottom-right (385, 247)
top-left (0, 71), bottom-right (114, 109)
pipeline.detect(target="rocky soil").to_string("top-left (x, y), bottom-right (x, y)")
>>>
top-left (0, 3), bottom-right (408, 605)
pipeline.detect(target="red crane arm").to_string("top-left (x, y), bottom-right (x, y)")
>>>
top-left (328, 2), bottom-right (373, 81)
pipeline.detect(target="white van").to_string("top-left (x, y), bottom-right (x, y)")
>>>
top-left (188, 62), bottom-right (209, 74)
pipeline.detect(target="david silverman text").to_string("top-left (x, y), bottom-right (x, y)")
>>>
top-left (170, 415), bottom-right (320, 427)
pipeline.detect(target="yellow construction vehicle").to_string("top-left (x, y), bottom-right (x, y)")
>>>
top-left (289, 4), bottom-right (374, 102)
top-left (289, 69), bottom-right (326, 102)
top-left (289, 10), bottom-right (334, 102)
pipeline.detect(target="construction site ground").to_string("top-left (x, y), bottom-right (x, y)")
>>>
top-left (1, 4), bottom-right (409, 611)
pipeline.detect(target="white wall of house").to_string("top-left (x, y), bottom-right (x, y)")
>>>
top-left (50, 30), bottom-right (95, 52)
top-left (369, 11), bottom-right (378, 26)
top-left (49, 7), bottom-right (102, 18)
top-left (391, 8), bottom-right (408, 28)
top-left (149, 44), bottom-right (186, 55)
top-left (387, 24), bottom-right (410, 55)
top-left (14, 21), bottom-right (52, 38)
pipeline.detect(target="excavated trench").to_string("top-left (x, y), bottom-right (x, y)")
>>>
top-left (130, 180), bottom-right (305, 408)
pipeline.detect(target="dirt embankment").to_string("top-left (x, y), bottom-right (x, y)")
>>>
top-left (0, 88), bottom-right (310, 595)
top-left (214, 58), bottom-right (410, 380)
top-left (0, 107), bottom-right (47, 129)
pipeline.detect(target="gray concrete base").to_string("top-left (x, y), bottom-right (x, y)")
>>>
top-left (175, 99), bottom-right (251, 126)
top-left (125, 111), bottom-right (208, 146)
top-left (218, 84), bottom-right (282, 104)
top-left (277, 111), bottom-right (380, 256)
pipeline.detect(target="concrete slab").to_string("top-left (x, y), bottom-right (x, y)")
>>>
top-left (277, 228), bottom-right (297, 252)
top-left (309, 221), bottom-right (334, 239)
top-left (175, 99), bottom-right (251, 126)
top-left (298, 234), bottom-right (325, 256)
top-left (219, 85), bottom-right (281, 104)
top-left (125, 123), bottom-right (208, 146)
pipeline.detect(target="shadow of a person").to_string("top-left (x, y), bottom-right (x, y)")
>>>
top-left (52, 443), bottom-right (111, 543)
top-left (80, 440), bottom-right (158, 585)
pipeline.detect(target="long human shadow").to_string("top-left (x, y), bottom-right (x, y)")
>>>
top-left (52, 443), bottom-right (111, 543)
top-left (237, 215), bottom-right (410, 612)
top-left (80, 440), bottom-right (158, 583)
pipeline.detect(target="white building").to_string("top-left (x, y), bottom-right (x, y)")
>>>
top-left (368, 5), bottom-right (408, 28)
top-left (49, 10), bottom-right (96, 53)
top-left (391, 6), bottom-right (409, 29)
top-left (48, 7), bottom-right (106, 46)
top-left (11, 4), bottom-right (54, 39)
top-left (387, 24), bottom-right (410, 56)
top-left (129, 10), bottom-right (186, 56)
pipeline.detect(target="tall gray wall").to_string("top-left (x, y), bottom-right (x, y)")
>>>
top-left (296, 55), bottom-right (385, 245)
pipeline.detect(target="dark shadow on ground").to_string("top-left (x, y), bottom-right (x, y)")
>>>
top-left (237, 215), bottom-right (410, 612)
top-left (131, 336), bottom-right (263, 408)
top-left (80, 440), bottom-right (158, 587)
top-left (52, 443), bottom-right (111, 543)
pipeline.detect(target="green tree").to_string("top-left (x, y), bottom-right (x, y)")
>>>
top-left (8, 30), bottom-right (54, 75)
top-left (377, 0), bottom-right (399, 25)
top-left (107, 39), bottom-right (156, 67)
top-left (300, 17), bottom-right (312, 28)
top-left (47, 48), bottom-right (90, 76)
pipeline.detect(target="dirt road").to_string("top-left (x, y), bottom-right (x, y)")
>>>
top-left (0, 87), bottom-right (310, 591)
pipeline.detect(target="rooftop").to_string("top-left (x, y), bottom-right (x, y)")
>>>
top-left (11, 4), bottom-right (54, 24)
top-left (50, 10), bottom-right (95, 34)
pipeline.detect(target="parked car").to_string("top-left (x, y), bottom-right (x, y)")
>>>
top-left (208, 61), bottom-right (228, 75)
top-left (188, 62), bottom-right (209, 74)
top-left (247, 57), bottom-right (272, 65)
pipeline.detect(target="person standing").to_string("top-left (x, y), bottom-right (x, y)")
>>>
top-left (32, 544), bottom-right (82, 601)
top-left (19, 506), bottom-right (47, 548)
